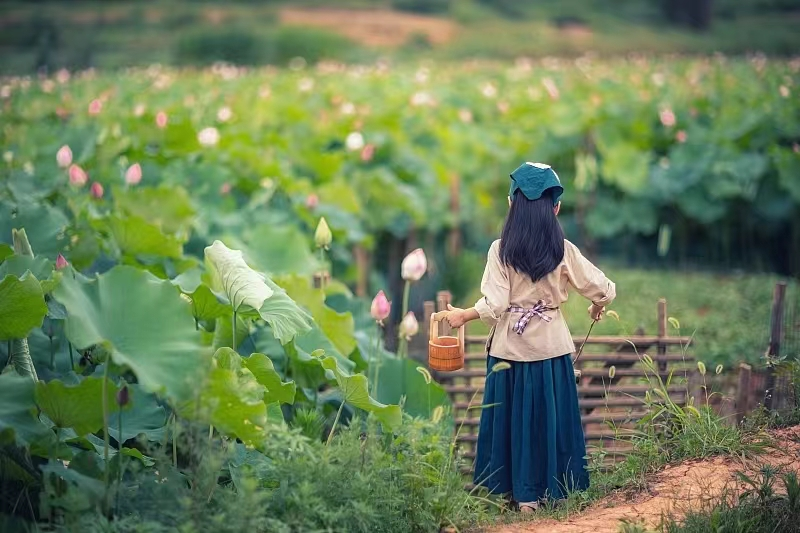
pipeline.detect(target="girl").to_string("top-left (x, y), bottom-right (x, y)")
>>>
top-left (445, 162), bottom-right (616, 512)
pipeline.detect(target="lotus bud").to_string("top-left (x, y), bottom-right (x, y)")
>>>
top-left (399, 312), bottom-right (419, 340)
top-left (360, 144), bottom-right (375, 162)
top-left (217, 107), bottom-right (232, 122)
top-left (116, 385), bottom-right (129, 407)
top-left (88, 99), bottom-right (103, 115)
top-left (305, 194), bottom-right (319, 210)
top-left (314, 217), bottom-right (332, 249)
top-left (55, 254), bottom-right (68, 270)
top-left (56, 145), bottom-right (73, 168)
top-left (90, 181), bottom-right (104, 199)
top-left (155, 111), bottom-right (168, 129)
top-left (125, 163), bottom-right (142, 185)
top-left (401, 248), bottom-right (427, 281)
top-left (370, 290), bottom-right (391, 324)
top-left (68, 164), bottom-right (88, 186)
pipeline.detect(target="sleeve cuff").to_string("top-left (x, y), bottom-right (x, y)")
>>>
top-left (474, 297), bottom-right (500, 325)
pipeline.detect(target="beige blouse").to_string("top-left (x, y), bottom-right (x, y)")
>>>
top-left (474, 239), bottom-right (616, 362)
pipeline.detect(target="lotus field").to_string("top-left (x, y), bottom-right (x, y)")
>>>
top-left (0, 57), bottom-right (799, 530)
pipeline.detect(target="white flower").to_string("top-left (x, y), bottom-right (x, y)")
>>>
top-left (401, 248), bottom-right (427, 282)
top-left (410, 91), bottom-right (433, 107)
top-left (340, 102), bottom-right (356, 115)
top-left (23, 162), bottom-right (34, 175)
top-left (298, 78), bottom-right (314, 92)
top-left (197, 127), bottom-right (220, 147)
top-left (481, 83), bottom-right (497, 99)
top-left (345, 132), bottom-right (365, 152)
top-left (458, 108), bottom-right (473, 123)
top-left (217, 106), bottom-right (232, 122)
top-left (134, 104), bottom-right (146, 117)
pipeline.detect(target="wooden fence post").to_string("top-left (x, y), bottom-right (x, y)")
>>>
top-left (765, 282), bottom-right (787, 411)
top-left (657, 299), bottom-right (668, 373)
top-left (736, 363), bottom-right (752, 424)
top-left (447, 174), bottom-right (461, 258)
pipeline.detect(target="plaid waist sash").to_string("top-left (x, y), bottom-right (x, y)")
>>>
top-left (508, 301), bottom-right (558, 335)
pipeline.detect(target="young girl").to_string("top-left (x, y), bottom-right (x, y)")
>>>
top-left (445, 162), bottom-right (616, 512)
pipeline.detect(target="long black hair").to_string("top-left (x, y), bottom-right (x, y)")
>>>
top-left (499, 190), bottom-right (565, 282)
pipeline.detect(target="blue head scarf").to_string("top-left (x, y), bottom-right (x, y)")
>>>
top-left (508, 162), bottom-right (563, 205)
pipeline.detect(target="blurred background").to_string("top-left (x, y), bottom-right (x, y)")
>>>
top-left (1, 0), bottom-right (799, 368)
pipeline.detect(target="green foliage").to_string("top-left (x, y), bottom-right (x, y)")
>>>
top-left (0, 272), bottom-right (47, 341)
top-left (35, 376), bottom-right (117, 436)
top-left (54, 266), bottom-right (209, 403)
top-left (393, 0), bottom-right (451, 14)
top-left (175, 28), bottom-right (265, 66)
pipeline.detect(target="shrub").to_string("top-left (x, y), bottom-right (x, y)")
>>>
top-left (392, 0), bottom-right (451, 15)
top-left (269, 26), bottom-right (363, 65)
top-left (175, 28), bottom-right (266, 66)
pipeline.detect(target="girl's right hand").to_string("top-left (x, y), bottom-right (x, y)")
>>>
top-left (588, 303), bottom-right (605, 321)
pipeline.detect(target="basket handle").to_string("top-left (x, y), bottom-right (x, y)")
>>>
top-left (429, 311), bottom-right (465, 354)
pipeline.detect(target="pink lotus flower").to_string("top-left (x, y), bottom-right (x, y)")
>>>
top-left (125, 163), bottom-right (142, 185)
top-left (360, 144), bottom-right (375, 162)
top-left (56, 145), bottom-right (72, 168)
top-left (68, 165), bottom-right (88, 187)
top-left (659, 108), bottom-right (676, 128)
top-left (675, 130), bottom-right (687, 143)
top-left (401, 248), bottom-right (427, 282)
top-left (399, 312), bottom-right (419, 340)
top-left (220, 182), bottom-right (232, 195)
top-left (370, 290), bottom-right (391, 324)
top-left (156, 111), bottom-right (168, 129)
top-left (90, 182), bottom-right (104, 199)
top-left (305, 194), bottom-right (319, 209)
top-left (55, 254), bottom-right (68, 270)
top-left (88, 99), bottom-right (102, 115)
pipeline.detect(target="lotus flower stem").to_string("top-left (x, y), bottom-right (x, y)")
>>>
top-left (49, 334), bottom-right (55, 370)
top-left (372, 324), bottom-right (382, 397)
top-left (68, 342), bottom-right (75, 369)
top-left (102, 362), bottom-right (110, 510)
top-left (231, 311), bottom-right (237, 350)
top-left (398, 281), bottom-right (411, 359)
top-left (171, 415), bottom-right (178, 469)
top-left (116, 406), bottom-right (124, 513)
top-left (326, 399), bottom-right (346, 446)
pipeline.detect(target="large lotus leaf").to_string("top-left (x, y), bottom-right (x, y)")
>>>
top-left (600, 143), bottom-right (650, 194)
top-left (584, 195), bottom-right (658, 239)
top-left (35, 377), bottom-right (117, 436)
top-left (0, 272), bottom-right (47, 340)
top-left (709, 152), bottom-right (767, 201)
top-left (0, 372), bottom-right (51, 446)
top-left (205, 240), bottom-right (273, 312)
top-left (242, 352), bottom-right (296, 405)
top-left (53, 265), bottom-right (208, 403)
top-left (108, 385), bottom-right (167, 444)
top-left (374, 357), bottom-right (450, 419)
top-left (113, 185), bottom-right (196, 235)
top-left (229, 443), bottom-right (277, 491)
top-left (0, 255), bottom-right (54, 284)
top-left (277, 275), bottom-right (356, 357)
top-left (0, 201), bottom-right (68, 258)
top-left (259, 276), bottom-right (313, 345)
top-left (180, 367), bottom-right (268, 448)
top-left (211, 314), bottom-right (251, 351)
top-left (234, 224), bottom-right (319, 277)
top-left (318, 355), bottom-right (401, 430)
top-left (773, 146), bottom-right (800, 202)
top-left (105, 215), bottom-right (184, 259)
top-left (186, 284), bottom-right (230, 323)
top-left (0, 244), bottom-right (13, 263)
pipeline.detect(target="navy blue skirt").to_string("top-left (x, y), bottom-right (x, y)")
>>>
top-left (473, 354), bottom-right (589, 503)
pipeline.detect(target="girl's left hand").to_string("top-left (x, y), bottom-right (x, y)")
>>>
top-left (445, 304), bottom-right (467, 328)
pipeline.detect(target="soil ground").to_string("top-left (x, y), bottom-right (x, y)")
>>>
top-left (482, 425), bottom-right (800, 533)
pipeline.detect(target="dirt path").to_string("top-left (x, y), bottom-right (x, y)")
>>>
top-left (484, 426), bottom-right (800, 533)
top-left (279, 8), bottom-right (457, 47)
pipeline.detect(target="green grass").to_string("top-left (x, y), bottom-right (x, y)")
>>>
top-left (460, 267), bottom-right (791, 366)
top-left (1, 0), bottom-right (799, 74)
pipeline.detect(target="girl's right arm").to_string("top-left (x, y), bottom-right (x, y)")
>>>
top-left (563, 241), bottom-right (616, 317)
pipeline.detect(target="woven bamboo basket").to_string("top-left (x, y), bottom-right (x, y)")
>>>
top-left (428, 311), bottom-right (464, 372)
